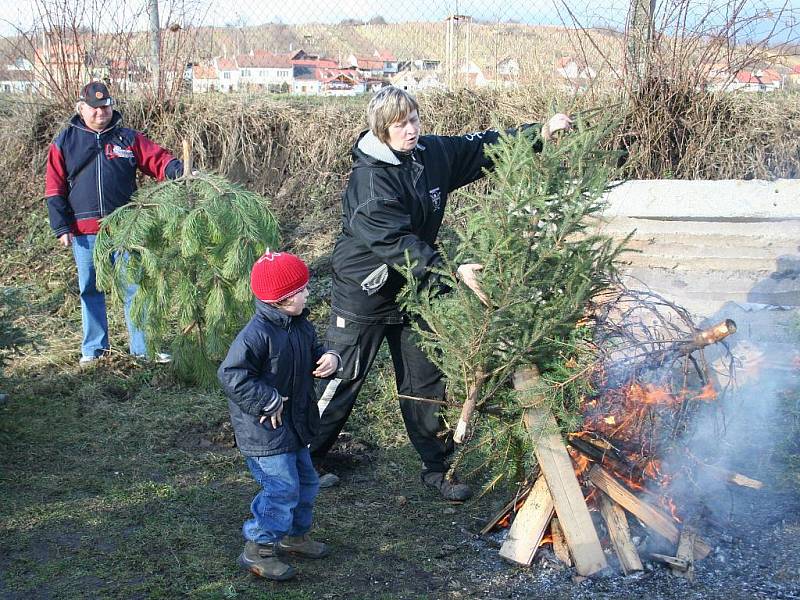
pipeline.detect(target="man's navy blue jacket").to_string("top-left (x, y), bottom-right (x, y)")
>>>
top-left (218, 302), bottom-right (329, 457)
top-left (45, 111), bottom-right (183, 237)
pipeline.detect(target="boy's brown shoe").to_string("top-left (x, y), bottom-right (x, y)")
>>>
top-left (238, 541), bottom-right (297, 580)
top-left (278, 534), bottom-right (330, 559)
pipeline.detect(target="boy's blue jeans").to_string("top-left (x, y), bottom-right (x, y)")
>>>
top-left (72, 234), bottom-right (146, 359)
top-left (243, 447), bottom-right (320, 544)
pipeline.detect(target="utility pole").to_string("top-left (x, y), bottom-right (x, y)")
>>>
top-left (148, 0), bottom-right (161, 94)
top-left (626, 0), bottom-right (655, 88)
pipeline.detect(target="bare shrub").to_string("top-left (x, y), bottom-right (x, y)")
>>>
top-left (560, 0), bottom-right (799, 179)
top-left (2, 0), bottom-right (201, 106)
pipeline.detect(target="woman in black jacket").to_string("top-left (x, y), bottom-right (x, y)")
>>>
top-left (311, 86), bottom-right (571, 500)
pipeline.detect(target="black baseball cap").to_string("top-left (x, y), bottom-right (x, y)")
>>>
top-left (79, 81), bottom-right (114, 108)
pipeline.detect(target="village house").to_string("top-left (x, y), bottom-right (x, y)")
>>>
top-left (344, 54), bottom-right (386, 78)
top-left (390, 70), bottom-right (444, 92)
top-left (34, 40), bottom-right (89, 96)
top-left (0, 58), bottom-right (36, 94)
top-left (107, 58), bottom-right (148, 93)
top-left (787, 64), bottom-right (800, 89)
top-left (191, 63), bottom-right (218, 93)
top-left (374, 49), bottom-right (398, 75)
top-left (754, 68), bottom-right (783, 91)
top-left (237, 50), bottom-right (293, 93)
top-left (555, 56), bottom-right (596, 91)
top-left (320, 68), bottom-right (364, 96)
top-left (214, 57), bottom-right (239, 92)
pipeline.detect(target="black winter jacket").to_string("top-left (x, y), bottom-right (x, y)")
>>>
top-left (330, 126), bottom-right (540, 324)
top-left (218, 302), bottom-right (328, 457)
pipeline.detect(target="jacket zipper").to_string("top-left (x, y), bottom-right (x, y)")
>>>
top-left (96, 132), bottom-right (104, 217)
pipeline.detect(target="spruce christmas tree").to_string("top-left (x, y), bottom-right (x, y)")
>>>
top-left (398, 116), bottom-right (628, 486)
top-left (94, 172), bottom-right (279, 386)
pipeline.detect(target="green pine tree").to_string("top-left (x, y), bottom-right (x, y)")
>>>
top-left (398, 115), bottom-right (629, 488)
top-left (94, 173), bottom-right (280, 387)
top-left (0, 287), bottom-right (31, 378)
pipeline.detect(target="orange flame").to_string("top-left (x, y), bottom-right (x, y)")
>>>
top-left (694, 383), bottom-right (718, 402)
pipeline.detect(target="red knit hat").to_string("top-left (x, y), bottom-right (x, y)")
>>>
top-left (250, 251), bottom-right (309, 303)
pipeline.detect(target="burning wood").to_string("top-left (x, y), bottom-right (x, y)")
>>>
top-left (673, 526), bottom-right (697, 580)
top-left (677, 319), bottom-right (737, 355)
top-left (597, 491), bottom-right (643, 575)
top-left (514, 367), bottom-right (608, 576)
top-left (588, 465), bottom-right (711, 560)
top-left (550, 518), bottom-right (572, 567)
top-left (480, 480), bottom-right (535, 536)
top-left (689, 456), bottom-right (764, 490)
top-left (499, 475), bottom-right (554, 566)
top-left (480, 294), bottom-right (747, 580)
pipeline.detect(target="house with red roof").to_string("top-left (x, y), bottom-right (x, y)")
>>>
top-left (754, 68), bottom-right (783, 91)
top-left (237, 50), bottom-right (293, 92)
top-left (214, 57), bottom-right (239, 92)
top-left (787, 64), bottom-right (800, 89)
top-left (344, 54), bottom-right (386, 77)
top-left (374, 49), bottom-right (398, 74)
top-left (191, 63), bottom-right (218, 93)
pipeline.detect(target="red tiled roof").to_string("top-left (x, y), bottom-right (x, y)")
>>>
top-left (758, 69), bottom-right (781, 83)
top-left (216, 58), bottom-right (237, 71)
top-left (352, 57), bottom-right (384, 70)
top-left (292, 57), bottom-right (338, 69)
top-left (193, 64), bottom-right (217, 79)
top-left (734, 70), bottom-right (759, 83)
top-left (374, 49), bottom-right (396, 61)
top-left (237, 51), bottom-right (292, 69)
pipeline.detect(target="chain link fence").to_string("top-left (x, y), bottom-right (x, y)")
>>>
top-left (0, 1), bottom-right (797, 103)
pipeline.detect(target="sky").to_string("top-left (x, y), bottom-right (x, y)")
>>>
top-left (0, 1), bottom-right (796, 44)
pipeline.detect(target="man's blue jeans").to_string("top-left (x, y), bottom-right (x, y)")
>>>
top-left (243, 447), bottom-right (320, 544)
top-left (72, 234), bottom-right (146, 359)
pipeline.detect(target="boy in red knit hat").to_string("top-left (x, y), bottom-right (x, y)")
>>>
top-left (218, 251), bottom-right (340, 581)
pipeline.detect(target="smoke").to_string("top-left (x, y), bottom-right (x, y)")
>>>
top-left (662, 303), bottom-right (799, 526)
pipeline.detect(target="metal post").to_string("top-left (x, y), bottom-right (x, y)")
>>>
top-left (148, 0), bottom-right (161, 93)
top-left (626, 0), bottom-right (655, 87)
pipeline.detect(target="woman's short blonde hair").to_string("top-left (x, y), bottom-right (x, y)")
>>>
top-left (367, 86), bottom-right (419, 144)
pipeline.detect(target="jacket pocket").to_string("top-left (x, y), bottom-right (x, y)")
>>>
top-left (360, 264), bottom-right (389, 295)
top-left (325, 325), bottom-right (360, 381)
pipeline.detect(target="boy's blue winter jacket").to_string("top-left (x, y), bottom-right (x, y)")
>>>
top-left (218, 301), bottom-right (327, 457)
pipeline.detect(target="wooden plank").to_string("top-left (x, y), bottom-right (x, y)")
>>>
top-left (672, 526), bottom-right (696, 580)
top-left (651, 553), bottom-right (689, 569)
top-left (514, 367), bottom-right (607, 576)
top-left (550, 517), bottom-right (572, 567)
top-left (498, 476), bottom-right (554, 566)
top-left (588, 465), bottom-right (711, 560)
top-left (598, 492), bottom-right (643, 574)
top-left (480, 478), bottom-right (536, 536)
top-left (691, 459), bottom-right (764, 490)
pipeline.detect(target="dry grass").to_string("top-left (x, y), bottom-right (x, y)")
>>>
top-left (1, 85), bottom-right (798, 253)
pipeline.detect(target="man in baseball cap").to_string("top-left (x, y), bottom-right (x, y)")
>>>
top-left (79, 81), bottom-right (114, 108)
top-left (45, 80), bottom-right (184, 365)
